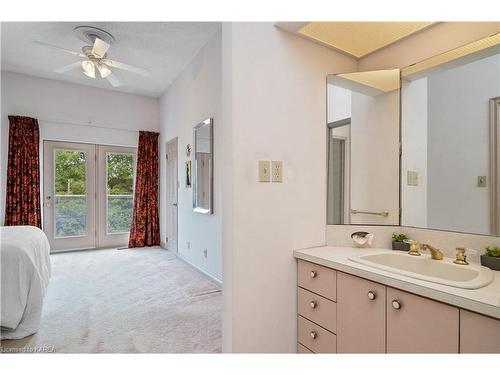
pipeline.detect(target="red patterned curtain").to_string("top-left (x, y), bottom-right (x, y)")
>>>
top-left (4, 116), bottom-right (42, 228)
top-left (128, 131), bottom-right (160, 247)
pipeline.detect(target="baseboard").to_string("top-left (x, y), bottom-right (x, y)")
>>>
top-left (175, 253), bottom-right (222, 286)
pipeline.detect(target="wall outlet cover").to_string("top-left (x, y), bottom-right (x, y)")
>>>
top-left (258, 160), bottom-right (271, 182)
top-left (271, 160), bottom-right (283, 183)
top-left (407, 170), bottom-right (418, 186)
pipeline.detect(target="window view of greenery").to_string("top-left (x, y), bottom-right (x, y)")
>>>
top-left (107, 153), bottom-right (134, 234)
top-left (54, 150), bottom-right (87, 237)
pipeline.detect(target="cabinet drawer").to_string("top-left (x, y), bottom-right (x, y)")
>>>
top-left (297, 260), bottom-right (336, 301)
top-left (298, 316), bottom-right (337, 353)
top-left (297, 343), bottom-right (314, 353)
top-left (298, 287), bottom-right (336, 333)
top-left (460, 310), bottom-right (500, 353)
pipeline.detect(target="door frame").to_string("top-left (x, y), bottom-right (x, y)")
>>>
top-left (165, 137), bottom-right (179, 253)
top-left (490, 97), bottom-right (500, 235)
top-left (43, 140), bottom-right (137, 252)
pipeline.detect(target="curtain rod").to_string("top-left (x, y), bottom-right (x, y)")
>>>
top-left (17, 116), bottom-right (157, 134)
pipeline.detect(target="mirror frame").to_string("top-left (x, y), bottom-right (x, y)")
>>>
top-left (192, 118), bottom-right (214, 214)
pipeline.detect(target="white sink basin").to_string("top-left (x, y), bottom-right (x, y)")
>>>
top-left (349, 251), bottom-right (494, 289)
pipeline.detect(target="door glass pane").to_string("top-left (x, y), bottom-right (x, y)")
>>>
top-left (106, 152), bottom-right (134, 234)
top-left (54, 149), bottom-right (87, 238)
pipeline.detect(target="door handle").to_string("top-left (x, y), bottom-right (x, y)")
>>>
top-left (46, 196), bottom-right (52, 207)
top-left (172, 203), bottom-right (178, 207)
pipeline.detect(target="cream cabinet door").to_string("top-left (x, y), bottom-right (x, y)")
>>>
top-left (387, 287), bottom-right (459, 353)
top-left (460, 310), bottom-right (500, 353)
top-left (337, 272), bottom-right (386, 353)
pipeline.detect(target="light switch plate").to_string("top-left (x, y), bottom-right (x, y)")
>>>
top-left (272, 161), bottom-right (283, 183)
top-left (478, 176), bottom-right (487, 187)
top-left (258, 160), bottom-right (270, 182)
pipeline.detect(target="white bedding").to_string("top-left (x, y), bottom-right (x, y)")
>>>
top-left (1, 225), bottom-right (51, 340)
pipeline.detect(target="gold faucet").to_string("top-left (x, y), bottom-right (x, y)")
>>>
top-left (421, 244), bottom-right (444, 260)
top-left (404, 240), bottom-right (444, 260)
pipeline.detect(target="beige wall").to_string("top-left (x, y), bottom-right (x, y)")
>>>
top-left (221, 23), bottom-right (357, 353)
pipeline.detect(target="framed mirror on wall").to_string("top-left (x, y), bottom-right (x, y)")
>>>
top-left (326, 69), bottom-right (401, 226)
top-left (401, 34), bottom-right (500, 236)
top-left (193, 118), bottom-right (213, 214)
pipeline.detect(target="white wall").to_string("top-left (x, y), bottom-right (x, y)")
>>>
top-left (159, 28), bottom-right (222, 282)
top-left (221, 23), bottom-right (357, 352)
top-left (401, 77), bottom-right (428, 227)
top-left (427, 54), bottom-right (499, 235)
top-left (349, 90), bottom-right (400, 225)
top-left (0, 71), bottom-right (160, 225)
top-left (327, 84), bottom-right (351, 123)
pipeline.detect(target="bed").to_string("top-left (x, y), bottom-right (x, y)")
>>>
top-left (1, 225), bottom-right (51, 340)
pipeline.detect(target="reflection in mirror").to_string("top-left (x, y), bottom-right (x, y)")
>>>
top-left (327, 69), bottom-right (401, 225)
top-left (401, 36), bottom-right (500, 236)
top-left (193, 118), bottom-right (213, 214)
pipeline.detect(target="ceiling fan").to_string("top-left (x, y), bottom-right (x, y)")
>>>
top-left (32, 26), bottom-right (149, 87)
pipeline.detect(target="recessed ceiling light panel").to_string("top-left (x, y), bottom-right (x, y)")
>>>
top-left (299, 22), bottom-right (435, 58)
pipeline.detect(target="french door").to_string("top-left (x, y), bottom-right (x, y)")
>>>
top-left (43, 141), bottom-right (136, 251)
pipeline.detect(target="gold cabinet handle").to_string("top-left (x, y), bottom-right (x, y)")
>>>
top-left (310, 331), bottom-right (318, 339)
top-left (310, 270), bottom-right (317, 278)
top-left (392, 300), bottom-right (402, 310)
top-left (310, 300), bottom-right (318, 309)
top-left (367, 291), bottom-right (376, 300)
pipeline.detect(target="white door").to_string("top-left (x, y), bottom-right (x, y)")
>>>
top-left (97, 145), bottom-right (136, 248)
top-left (43, 141), bottom-right (96, 251)
top-left (166, 138), bottom-right (178, 253)
top-left (43, 141), bottom-right (136, 251)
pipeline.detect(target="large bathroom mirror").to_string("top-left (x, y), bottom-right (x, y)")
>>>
top-left (327, 69), bottom-right (401, 225)
top-left (193, 118), bottom-right (213, 214)
top-left (401, 35), bottom-right (500, 236)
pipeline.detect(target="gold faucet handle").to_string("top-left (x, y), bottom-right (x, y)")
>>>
top-left (404, 240), bottom-right (421, 256)
top-left (454, 247), bottom-right (476, 265)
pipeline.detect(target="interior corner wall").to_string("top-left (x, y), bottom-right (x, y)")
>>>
top-left (0, 71), bottom-right (160, 226)
top-left (158, 28), bottom-right (222, 282)
top-left (222, 23), bottom-right (357, 353)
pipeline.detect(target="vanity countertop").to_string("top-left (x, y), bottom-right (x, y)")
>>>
top-left (294, 246), bottom-right (500, 319)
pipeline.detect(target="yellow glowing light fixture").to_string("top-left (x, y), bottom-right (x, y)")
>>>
top-left (298, 22), bottom-right (434, 58)
top-left (81, 60), bottom-right (95, 79)
top-left (336, 69), bottom-right (401, 93)
top-left (401, 32), bottom-right (500, 78)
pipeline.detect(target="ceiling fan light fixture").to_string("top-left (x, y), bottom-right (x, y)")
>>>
top-left (97, 63), bottom-right (112, 78)
top-left (81, 60), bottom-right (95, 79)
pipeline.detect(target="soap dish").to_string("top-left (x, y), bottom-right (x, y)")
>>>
top-left (351, 231), bottom-right (374, 248)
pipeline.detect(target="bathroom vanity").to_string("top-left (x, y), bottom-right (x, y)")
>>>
top-left (294, 246), bottom-right (500, 354)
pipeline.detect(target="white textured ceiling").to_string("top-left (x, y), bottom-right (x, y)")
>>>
top-left (1, 22), bottom-right (220, 97)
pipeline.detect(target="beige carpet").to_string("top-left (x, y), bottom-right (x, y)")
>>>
top-left (1, 247), bottom-right (222, 353)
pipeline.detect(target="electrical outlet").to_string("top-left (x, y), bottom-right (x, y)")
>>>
top-left (203, 249), bottom-right (208, 258)
top-left (407, 171), bottom-right (418, 186)
top-left (258, 160), bottom-right (270, 182)
top-left (271, 161), bottom-right (283, 183)
top-left (187, 241), bottom-right (190, 250)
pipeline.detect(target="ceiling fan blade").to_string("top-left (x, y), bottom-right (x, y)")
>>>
top-left (91, 37), bottom-right (110, 58)
top-left (106, 73), bottom-right (123, 87)
top-left (32, 41), bottom-right (85, 57)
top-left (52, 61), bottom-right (82, 74)
top-left (101, 59), bottom-right (149, 77)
